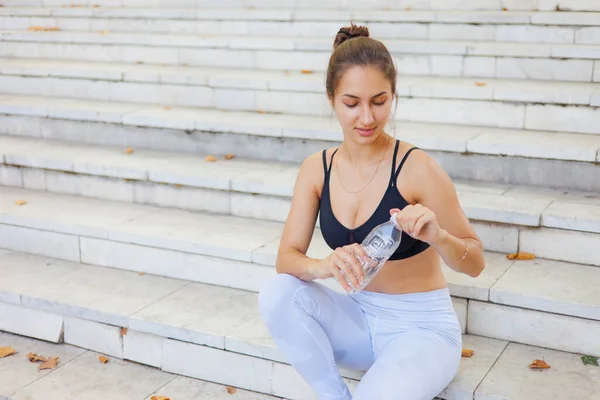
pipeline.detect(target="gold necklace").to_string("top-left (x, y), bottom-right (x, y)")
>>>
top-left (334, 135), bottom-right (391, 194)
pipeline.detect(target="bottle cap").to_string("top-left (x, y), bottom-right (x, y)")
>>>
top-left (390, 212), bottom-right (399, 227)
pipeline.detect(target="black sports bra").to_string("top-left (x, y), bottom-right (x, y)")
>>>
top-left (319, 139), bottom-right (430, 261)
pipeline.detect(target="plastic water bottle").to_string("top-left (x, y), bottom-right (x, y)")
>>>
top-left (340, 212), bottom-right (402, 294)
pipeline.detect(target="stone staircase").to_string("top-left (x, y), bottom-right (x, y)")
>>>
top-left (0, 332), bottom-right (280, 400)
top-left (0, 0), bottom-right (599, 399)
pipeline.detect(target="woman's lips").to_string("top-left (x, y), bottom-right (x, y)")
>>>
top-left (356, 127), bottom-right (375, 137)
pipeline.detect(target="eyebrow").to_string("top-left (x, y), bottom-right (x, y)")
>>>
top-left (342, 91), bottom-right (387, 99)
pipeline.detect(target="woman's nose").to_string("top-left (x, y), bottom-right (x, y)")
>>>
top-left (359, 104), bottom-right (375, 125)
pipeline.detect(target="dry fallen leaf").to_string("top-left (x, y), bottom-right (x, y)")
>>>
top-left (257, 110), bottom-right (266, 114)
top-left (99, 30), bottom-right (110, 34)
top-left (462, 348), bottom-right (475, 358)
top-left (405, 6), bottom-right (412, 10)
top-left (224, 153), bottom-right (234, 160)
top-left (502, 7), bottom-right (508, 11)
top-left (529, 359), bottom-right (551, 369)
top-left (507, 252), bottom-right (536, 260)
top-left (26, 352), bottom-right (47, 363)
top-left (120, 327), bottom-right (128, 337)
top-left (125, 147), bottom-right (134, 155)
top-left (300, 69), bottom-right (314, 74)
top-left (15, 200), bottom-right (27, 206)
top-left (27, 26), bottom-right (60, 31)
top-left (99, 355), bottom-right (109, 364)
top-left (0, 347), bottom-right (17, 358)
top-left (475, 82), bottom-right (487, 87)
top-left (226, 386), bottom-right (238, 394)
top-left (39, 356), bottom-right (59, 370)
top-left (162, 106), bottom-right (171, 110)
top-left (519, 252), bottom-right (536, 260)
top-left (135, 61), bottom-right (144, 64)
top-left (151, 397), bottom-right (170, 400)
top-left (138, 272), bottom-right (145, 276)
top-left (205, 155), bottom-right (217, 162)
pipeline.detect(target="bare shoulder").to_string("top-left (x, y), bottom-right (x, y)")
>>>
top-left (298, 149), bottom-right (334, 198)
top-left (405, 143), bottom-right (442, 175)
top-left (396, 141), bottom-right (453, 203)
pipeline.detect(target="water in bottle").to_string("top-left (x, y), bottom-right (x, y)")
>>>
top-left (340, 212), bottom-right (403, 294)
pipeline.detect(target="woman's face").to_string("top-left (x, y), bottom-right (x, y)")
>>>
top-left (330, 65), bottom-right (394, 145)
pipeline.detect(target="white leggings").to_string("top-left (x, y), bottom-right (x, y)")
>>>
top-left (258, 273), bottom-right (462, 400)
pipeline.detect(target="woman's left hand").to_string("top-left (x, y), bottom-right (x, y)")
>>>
top-left (390, 205), bottom-right (445, 245)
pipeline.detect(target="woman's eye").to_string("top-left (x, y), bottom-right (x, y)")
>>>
top-left (343, 100), bottom-right (386, 108)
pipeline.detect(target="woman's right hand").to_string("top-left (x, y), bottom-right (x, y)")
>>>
top-left (312, 244), bottom-right (367, 292)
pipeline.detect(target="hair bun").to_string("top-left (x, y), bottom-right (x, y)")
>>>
top-left (333, 23), bottom-right (370, 49)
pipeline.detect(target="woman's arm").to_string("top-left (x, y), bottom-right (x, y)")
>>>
top-left (394, 152), bottom-right (485, 277)
top-left (276, 151), bottom-right (370, 291)
top-left (275, 152), bottom-right (324, 281)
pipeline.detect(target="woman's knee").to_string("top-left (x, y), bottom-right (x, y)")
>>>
top-left (354, 375), bottom-right (431, 400)
top-left (258, 273), bottom-right (307, 318)
top-left (353, 339), bottom-right (460, 400)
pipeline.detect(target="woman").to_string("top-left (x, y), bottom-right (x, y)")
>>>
top-left (258, 24), bottom-right (485, 400)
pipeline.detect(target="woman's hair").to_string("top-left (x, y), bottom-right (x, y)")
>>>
top-left (326, 23), bottom-right (397, 100)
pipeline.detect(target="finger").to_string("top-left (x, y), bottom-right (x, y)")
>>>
top-left (396, 206), bottom-right (413, 232)
top-left (339, 256), bottom-right (361, 289)
top-left (340, 246), bottom-right (363, 268)
top-left (331, 267), bottom-right (352, 293)
top-left (334, 254), bottom-right (360, 289)
top-left (408, 211), bottom-right (426, 235)
top-left (408, 207), bottom-right (427, 233)
top-left (336, 262), bottom-right (358, 292)
top-left (343, 244), bottom-right (365, 264)
top-left (343, 246), bottom-right (365, 283)
top-left (389, 208), bottom-right (401, 216)
top-left (412, 213), bottom-right (429, 237)
top-left (350, 243), bottom-right (368, 263)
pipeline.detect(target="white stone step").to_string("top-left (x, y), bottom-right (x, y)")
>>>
top-left (1, 61), bottom-right (599, 133)
top-left (1, 249), bottom-right (599, 399)
top-left (3, 28), bottom-right (599, 58)
top-left (2, 6), bottom-right (599, 26)
top-left (473, 342), bottom-right (600, 400)
top-left (0, 177), bottom-right (599, 279)
top-left (2, 0), bottom-right (599, 12)
top-left (1, 58), bottom-right (598, 106)
top-left (1, 30), bottom-right (598, 82)
top-left (2, 9), bottom-right (599, 45)
top-left (2, 94), bottom-right (600, 191)
top-left (0, 332), bottom-right (281, 400)
top-left (0, 7), bottom-right (547, 22)
top-left (2, 134), bottom-right (600, 231)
